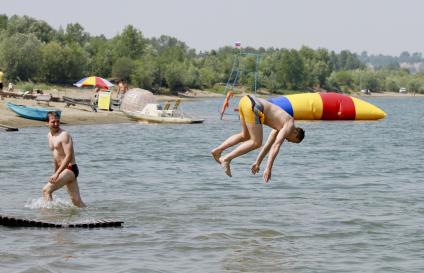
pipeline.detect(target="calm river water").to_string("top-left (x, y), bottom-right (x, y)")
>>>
top-left (0, 96), bottom-right (423, 273)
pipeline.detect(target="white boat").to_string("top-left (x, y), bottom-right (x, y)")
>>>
top-left (124, 101), bottom-right (204, 124)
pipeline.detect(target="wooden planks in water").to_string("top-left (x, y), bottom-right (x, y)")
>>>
top-left (0, 124), bottom-right (19, 132)
top-left (0, 215), bottom-right (123, 228)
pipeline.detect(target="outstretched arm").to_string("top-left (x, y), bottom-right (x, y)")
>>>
top-left (263, 120), bottom-right (294, 183)
top-left (251, 129), bottom-right (278, 174)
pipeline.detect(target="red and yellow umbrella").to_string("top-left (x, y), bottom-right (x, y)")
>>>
top-left (74, 76), bottom-right (114, 90)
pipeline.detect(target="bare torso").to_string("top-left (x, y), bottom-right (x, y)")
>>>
top-left (48, 129), bottom-right (76, 167)
top-left (257, 98), bottom-right (294, 130)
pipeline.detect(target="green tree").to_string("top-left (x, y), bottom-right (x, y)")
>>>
top-left (112, 57), bottom-right (135, 82)
top-left (130, 56), bottom-right (156, 90)
top-left (361, 72), bottom-right (381, 92)
top-left (163, 61), bottom-right (189, 92)
top-left (259, 52), bottom-right (280, 91)
top-left (407, 79), bottom-right (422, 94)
top-left (85, 36), bottom-right (114, 77)
top-left (0, 33), bottom-right (42, 81)
top-left (327, 71), bottom-right (354, 91)
top-left (112, 25), bottom-right (145, 59)
top-left (338, 50), bottom-right (364, 70)
top-left (199, 66), bottom-right (217, 88)
top-left (275, 49), bottom-right (305, 90)
top-left (59, 43), bottom-right (88, 83)
top-left (39, 41), bottom-right (87, 83)
top-left (40, 42), bottom-right (67, 83)
top-left (149, 35), bottom-right (188, 55)
top-left (0, 14), bottom-right (8, 30)
top-left (184, 63), bottom-right (202, 89)
top-left (299, 47), bottom-right (331, 88)
top-left (29, 20), bottom-right (56, 43)
top-left (154, 46), bottom-right (188, 89)
top-left (64, 23), bottom-right (88, 46)
top-left (384, 79), bottom-right (400, 92)
top-left (6, 15), bottom-right (55, 43)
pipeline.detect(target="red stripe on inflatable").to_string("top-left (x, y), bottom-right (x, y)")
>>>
top-left (319, 93), bottom-right (356, 120)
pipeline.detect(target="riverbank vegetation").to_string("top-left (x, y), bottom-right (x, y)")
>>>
top-left (1, 14), bottom-right (424, 94)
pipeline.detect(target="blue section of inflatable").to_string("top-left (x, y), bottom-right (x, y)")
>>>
top-left (268, 97), bottom-right (294, 117)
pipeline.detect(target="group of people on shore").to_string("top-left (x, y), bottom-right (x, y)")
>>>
top-left (44, 93), bottom-right (304, 207)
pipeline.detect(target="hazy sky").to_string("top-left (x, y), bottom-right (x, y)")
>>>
top-left (2, 0), bottom-right (423, 55)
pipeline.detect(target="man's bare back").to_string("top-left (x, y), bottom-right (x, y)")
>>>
top-left (257, 98), bottom-right (294, 131)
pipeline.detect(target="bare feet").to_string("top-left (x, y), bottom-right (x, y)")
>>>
top-left (73, 200), bottom-right (86, 208)
top-left (211, 149), bottom-right (221, 164)
top-left (219, 157), bottom-right (232, 177)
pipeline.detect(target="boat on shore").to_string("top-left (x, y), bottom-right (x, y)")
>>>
top-left (5, 102), bottom-right (61, 121)
top-left (124, 102), bottom-right (204, 124)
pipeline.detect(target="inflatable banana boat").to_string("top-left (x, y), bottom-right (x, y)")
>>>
top-left (268, 92), bottom-right (386, 120)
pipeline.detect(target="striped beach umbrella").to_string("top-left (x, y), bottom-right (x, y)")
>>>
top-left (74, 76), bottom-right (114, 90)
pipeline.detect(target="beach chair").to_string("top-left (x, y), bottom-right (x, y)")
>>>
top-left (171, 99), bottom-right (181, 116)
top-left (172, 99), bottom-right (181, 111)
top-left (63, 96), bottom-right (97, 112)
top-left (163, 101), bottom-right (171, 111)
top-left (35, 94), bottom-right (52, 106)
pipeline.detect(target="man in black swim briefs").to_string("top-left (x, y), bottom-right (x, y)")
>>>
top-left (42, 112), bottom-right (86, 207)
top-left (66, 163), bottom-right (79, 178)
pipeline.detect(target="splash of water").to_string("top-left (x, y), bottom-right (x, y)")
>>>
top-left (25, 197), bottom-right (74, 210)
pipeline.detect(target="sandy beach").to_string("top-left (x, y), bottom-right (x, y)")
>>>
top-left (0, 97), bottom-right (131, 129)
top-left (0, 88), bottom-right (130, 129)
top-left (0, 87), bottom-right (222, 129)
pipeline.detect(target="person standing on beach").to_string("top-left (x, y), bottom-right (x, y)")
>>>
top-left (117, 80), bottom-right (128, 99)
top-left (0, 68), bottom-right (4, 90)
top-left (211, 95), bottom-right (305, 183)
top-left (42, 112), bottom-right (86, 207)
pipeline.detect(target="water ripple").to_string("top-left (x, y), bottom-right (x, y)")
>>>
top-left (0, 97), bottom-right (424, 272)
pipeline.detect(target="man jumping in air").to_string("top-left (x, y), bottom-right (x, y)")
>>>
top-left (212, 95), bottom-right (305, 183)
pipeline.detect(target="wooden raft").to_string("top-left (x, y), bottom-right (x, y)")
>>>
top-left (0, 215), bottom-right (123, 228)
top-left (0, 124), bottom-right (19, 132)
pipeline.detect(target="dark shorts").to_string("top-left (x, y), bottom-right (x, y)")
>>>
top-left (0, 83), bottom-right (3, 90)
top-left (67, 164), bottom-right (79, 178)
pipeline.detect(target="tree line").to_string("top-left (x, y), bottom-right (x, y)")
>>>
top-left (359, 51), bottom-right (424, 69)
top-left (1, 14), bottom-right (423, 94)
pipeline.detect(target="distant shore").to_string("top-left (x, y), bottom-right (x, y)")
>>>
top-left (356, 91), bottom-right (424, 97)
top-left (1, 87), bottom-right (422, 130)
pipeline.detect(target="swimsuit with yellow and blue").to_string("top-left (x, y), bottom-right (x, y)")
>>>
top-left (238, 95), bottom-right (265, 124)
